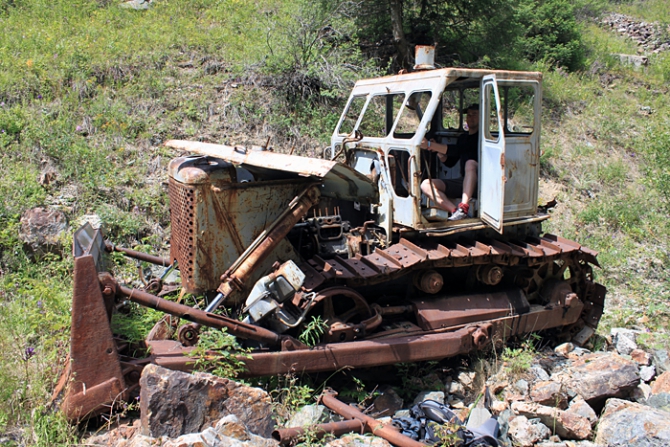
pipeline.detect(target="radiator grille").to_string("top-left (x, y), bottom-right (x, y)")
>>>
top-left (168, 178), bottom-right (196, 290)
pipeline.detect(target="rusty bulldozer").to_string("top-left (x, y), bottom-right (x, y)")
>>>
top-left (59, 50), bottom-right (606, 422)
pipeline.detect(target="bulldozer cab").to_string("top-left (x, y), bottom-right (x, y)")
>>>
top-left (330, 68), bottom-right (542, 235)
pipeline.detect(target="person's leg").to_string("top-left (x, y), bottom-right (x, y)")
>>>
top-left (461, 159), bottom-right (478, 205)
top-left (421, 179), bottom-right (457, 213)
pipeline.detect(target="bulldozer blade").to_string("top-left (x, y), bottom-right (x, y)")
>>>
top-left (60, 254), bottom-right (127, 421)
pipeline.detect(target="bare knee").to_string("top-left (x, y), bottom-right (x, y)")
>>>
top-left (464, 159), bottom-right (478, 176)
top-left (421, 179), bottom-right (436, 196)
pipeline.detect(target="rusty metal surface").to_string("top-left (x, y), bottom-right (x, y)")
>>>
top-left (216, 186), bottom-right (321, 306)
top-left (62, 255), bottom-right (127, 421)
top-left (117, 285), bottom-right (283, 346)
top-left (273, 420), bottom-right (365, 446)
top-left (413, 289), bottom-right (527, 330)
top-left (321, 391), bottom-right (428, 447)
top-left (165, 140), bottom-right (378, 204)
top-left (168, 165), bottom-right (308, 294)
top-left (241, 327), bottom-right (477, 376)
top-left (304, 233), bottom-right (591, 289)
top-left (105, 242), bottom-right (170, 267)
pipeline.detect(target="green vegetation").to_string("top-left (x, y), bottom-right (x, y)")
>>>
top-left (0, 0), bottom-right (669, 443)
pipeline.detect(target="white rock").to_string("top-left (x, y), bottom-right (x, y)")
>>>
top-left (639, 365), bottom-right (655, 382)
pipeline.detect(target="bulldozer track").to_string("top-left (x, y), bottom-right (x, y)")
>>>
top-left (302, 233), bottom-right (599, 288)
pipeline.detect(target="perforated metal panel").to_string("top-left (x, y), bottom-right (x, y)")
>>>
top-left (168, 178), bottom-right (197, 290)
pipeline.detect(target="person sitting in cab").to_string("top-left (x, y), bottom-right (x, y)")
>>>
top-left (420, 103), bottom-right (479, 221)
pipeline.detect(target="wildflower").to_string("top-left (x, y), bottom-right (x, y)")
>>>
top-left (37, 94), bottom-right (42, 100)
top-left (76, 125), bottom-right (83, 132)
top-left (37, 300), bottom-right (43, 308)
top-left (26, 59), bottom-right (33, 68)
top-left (24, 347), bottom-right (35, 361)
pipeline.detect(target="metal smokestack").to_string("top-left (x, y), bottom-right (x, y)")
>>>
top-left (413, 45), bottom-right (436, 70)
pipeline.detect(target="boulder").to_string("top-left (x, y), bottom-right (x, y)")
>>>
top-left (286, 405), bottom-right (325, 428)
top-left (652, 349), bottom-right (670, 374)
top-left (372, 388), bottom-right (404, 417)
top-left (530, 381), bottom-right (568, 409)
top-left (554, 343), bottom-right (574, 357)
top-left (647, 393), bottom-right (670, 412)
top-left (412, 391), bottom-right (445, 406)
top-left (611, 328), bottom-right (639, 356)
top-left (595, 398), bottom-right (670, 447)
top-left (508, 415), bottom-right (551, 447)
top-left (324, 434), bottom-right (392, 446)
top-left (640, 365), bottom-right (655, 383)
top-left (18, 207), bottom-right (68, 258)
top-left (566, 396), bottom-right (598, 427)
top-left (139, 365), bottom-right (274, 439)
top-left (650, 370), bottom-right (670, 394)
top-left (511, 402), bottom-right (592, 440)
top-left (630, 349), bottom-right (651, 366)
top-left (553, 353), bottom-right (639, 410)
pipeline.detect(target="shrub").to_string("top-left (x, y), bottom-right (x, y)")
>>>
top-left (514, 0), bottom-right (586, 70)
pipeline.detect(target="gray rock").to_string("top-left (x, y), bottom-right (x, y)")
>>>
top-left (595, 398), bottom-right (670, 447)
top-left (553, 353), bottom-right (640, 410)
top-left (19, 207), bottom-right (68, 258)
top-left (139, 364), bottom-right (274, 438)
top-left (126, 435), bottom-right (157, 447)
top-left (530, 381), bottom-right (568, 409)
top-left (652, 349), bottom-right (670, 373)
top-left (640, 365), bottom-right (656, 382)
top-left (287, 405), bottom-right (325, 428)
top-left (393, 409), bottom-right (410, 418)
top-left (324, 434), bottom-right (393, 446)
top-left (412, 390), bottom-right (445, 405)
top-left (372, 388), bottom-right (403, 418)
top-left (162, 433), bottom-right (205, 447)
top-left (508, 415), bottom-right (551, 447)
top-left (466, 407), bottom-right (492, 430)
top-left (458, 371), bottom-right (477, 392)
top-left (531, 365), bottom-right (550, 381)
top-left (120, 0), bottom-right (152, 10)
top-left (449, 381), bottom-right (465, 397)
top-left (512, 401), bottom-right (592, 440)
top-left (611, 328), bottom-right (639, 356)
top-left (515, 379), bottom-right (529, 395)
top-left (201, 423), bottom-right (278, 447)
top-left (566, 396), bottom-right (598, 427)
top-left (647, 392), bottom-right (670, 412)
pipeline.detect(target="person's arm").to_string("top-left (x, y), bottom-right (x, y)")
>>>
top-left (420, 138), bottom-right (450, 162)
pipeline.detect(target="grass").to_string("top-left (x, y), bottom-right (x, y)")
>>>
top-left (0, 0), bottom-right (669, 444)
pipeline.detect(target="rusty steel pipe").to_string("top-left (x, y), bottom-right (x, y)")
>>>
top-left (217, 186), bottom-right (321, 303)
top-left (117, 285), bottom-right (282, 346)
top-left (320, 391), bottom-right (427, 447)
top-left (272, 419), bottom-right (365, 446)
top-left (105, 242), bottom-right (171, 266)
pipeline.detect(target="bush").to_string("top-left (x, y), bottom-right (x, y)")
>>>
top-left (514, 0), bottom-right (586, 70)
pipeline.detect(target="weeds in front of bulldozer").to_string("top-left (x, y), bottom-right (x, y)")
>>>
top-left (500, 334), bottom-right (540, 378)
top-left (298, 315), bottom-right (328, 347)
top-left (266, 374), bottom-right (317, 426)
top-left (190, 328), bottom-right (251, 379)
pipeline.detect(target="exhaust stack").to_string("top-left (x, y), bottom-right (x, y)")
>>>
top-left (414, 45), bottom-right (435, 70)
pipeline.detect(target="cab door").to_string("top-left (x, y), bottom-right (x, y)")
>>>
top-left (478, 75), bottom-right (506, 233)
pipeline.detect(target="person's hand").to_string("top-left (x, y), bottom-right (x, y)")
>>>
top-left (420, 138), bottom-right (434, 151)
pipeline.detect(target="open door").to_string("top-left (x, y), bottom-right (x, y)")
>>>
top-left (478, 75), bottom-right (506, 233)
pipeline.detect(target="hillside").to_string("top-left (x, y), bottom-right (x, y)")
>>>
top-left (0, 0), bottom-right (669, 444)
